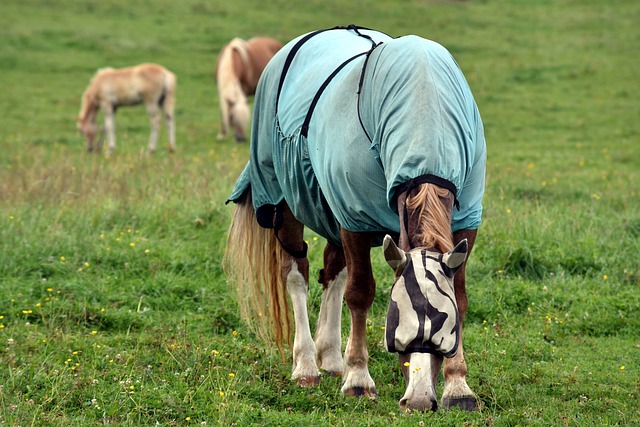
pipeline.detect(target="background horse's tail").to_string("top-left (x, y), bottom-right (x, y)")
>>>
top-left (215, 38), bottom-right (250, 139)
top-left (223, 191), bottom-right (291, 353)
top-left (159, 69), bottom-right (177, 113)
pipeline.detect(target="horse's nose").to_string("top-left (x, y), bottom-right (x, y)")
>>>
top-left (399, 396), bottom-right (438, 412)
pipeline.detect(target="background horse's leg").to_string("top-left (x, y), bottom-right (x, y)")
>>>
top-left (277, 205), bottom-right (319, 387)
top-left (102, 105), bottom-right (116, 154)
top-left (147, 105), bottom-right (161, 154)
top-left (217, 94), bottom-right (229, 141)
top-left (163, 104), bottom-right (176, 153)
top-left (442, 228), bottom-right (479, 410)
top-left (315, 242), bottom-right (347, 376)
top-left (231, 100), bottom-right (250, 142)
top-left (340, 229), bottom-right (377, 398)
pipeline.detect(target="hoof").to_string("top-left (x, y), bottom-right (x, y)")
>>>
top-left (296, 375), bottom-right (320, 387)
top-left (343, 386), bottom-right (378, 399)
top-left (442, 396), bottom-right (478, 411)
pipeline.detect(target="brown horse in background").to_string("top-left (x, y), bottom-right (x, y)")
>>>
top-left (214, 37), bottom-right (282, 142)
top-left (77, 63), bottom-right (176, 154)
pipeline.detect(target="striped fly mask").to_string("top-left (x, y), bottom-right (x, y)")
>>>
top-left (382, 235), bottom-right (468, 358)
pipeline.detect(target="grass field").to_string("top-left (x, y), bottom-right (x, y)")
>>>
top-left (1, 0), bottom-right (638, 425)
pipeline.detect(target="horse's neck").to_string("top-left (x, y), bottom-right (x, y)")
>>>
top-left (80, 90), bottom-right (99, 122)
top-left (397, 184), bottom-right (454, 252)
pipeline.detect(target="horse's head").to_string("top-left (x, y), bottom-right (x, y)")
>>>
top-left (77, 116), bottom-right (98, 152)
top-left (383, 235), bottom-right (468, 412)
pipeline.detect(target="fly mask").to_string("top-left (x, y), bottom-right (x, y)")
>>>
top-left (383, 235), bottom-right (468, 358)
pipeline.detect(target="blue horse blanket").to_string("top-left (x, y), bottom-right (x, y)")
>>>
top-left (228, 27), bottom-right (486, 246)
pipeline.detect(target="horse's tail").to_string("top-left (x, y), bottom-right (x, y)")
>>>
top-left (159, 69), bottom-right (177, 113)
top-left (223, 191), bottom-right (291, 353)
top-left (216, 38), bottom-right (250, 139)
top-left (226, 37), bottom-right (251, 70)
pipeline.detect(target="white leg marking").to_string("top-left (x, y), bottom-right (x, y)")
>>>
top-left (341, 327), bottom-right (376, 395)
top-left (400, 353), bottom-right (438, 412)
top-left (315, 267), bottom-right (347, 374)
top-left (286, 261), bottom-right (319, 384)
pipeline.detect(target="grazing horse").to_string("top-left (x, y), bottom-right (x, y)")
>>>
top-left (224, 26), bottom-right (486, 412)
top-left (77, 63), bottom-right (176, 154)
top-left (214, 37), bottom-right (282, 142)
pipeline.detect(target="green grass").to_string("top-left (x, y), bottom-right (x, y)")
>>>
top-left (1, 0), bottom-right (638, 425)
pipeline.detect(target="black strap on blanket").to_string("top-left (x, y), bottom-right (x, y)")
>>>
top-left (352, 26), bottom-right (383, 143)
top-left (270, 25), bottom-right (388, 255)
top-left (301, 50), bottom-right (369, 137)
top-left (275, 24), bottom-right (385, 132)
top-left (273, 203), bottom-right (309, 259)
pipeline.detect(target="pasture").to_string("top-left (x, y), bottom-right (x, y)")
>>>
top-left (0, 0), bottom-right (638, 425)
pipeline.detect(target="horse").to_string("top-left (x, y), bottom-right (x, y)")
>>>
top-left (224, 26), bottom-right (486, 412)
top-left (214, 37), bottom-right (282, 142)
top-left (77, 63), bottom-right (177, 154)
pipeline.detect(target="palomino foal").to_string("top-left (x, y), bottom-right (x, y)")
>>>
top-left (77, 63), bottom-right (176, 154)
top-left (214, 37), bottom-right (282, 142)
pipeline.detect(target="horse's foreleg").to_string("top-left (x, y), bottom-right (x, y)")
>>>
top-left (442, 228), bottom-right (479, 411)
top-left (103, 107), bottom-right (116, 154)
top-left (340, 229), bottom-right (377, 398)
top-left (217, 96), bottom-right (230, 141)
top-left (277, 207), bottom-right (319, 387)
top-left (315, 242), bottom-right (347, 376)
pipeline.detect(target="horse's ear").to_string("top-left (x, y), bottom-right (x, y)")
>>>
top-left (442, 239), bottom-right (468, 276)
top-left (383, 235), bottom-right (407, 271)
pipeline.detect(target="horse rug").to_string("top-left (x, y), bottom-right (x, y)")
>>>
top-left (228, 26), bottom-right (486, 246)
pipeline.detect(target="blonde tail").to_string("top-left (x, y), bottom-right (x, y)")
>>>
top-left (223, 192), bottom-right (291, 353)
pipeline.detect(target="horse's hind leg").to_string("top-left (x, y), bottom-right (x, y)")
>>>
top-left (162, 94), bottom-right (176, 153)
top-left (277, 205), bottom-right (320, 387)
top-left (231, 101), bottom-right (250, 142)
top-left (315, 242), bottom-right (347, 376)
top-left (147, 105), bottom-right (161, 154)
top-left (442, 228), bottom-right (479, 411)
top-left (340, 229), bottom-right (377, 398)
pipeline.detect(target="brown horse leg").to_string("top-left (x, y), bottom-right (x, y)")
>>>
top-left (276, 204), bottom-right (319, 387)
top-left (442, 228), bottom-right (479, 410)
top-left (340, 229), bottom-right (377, 398)
top-left (315, 242), bottom-right (347, 376)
